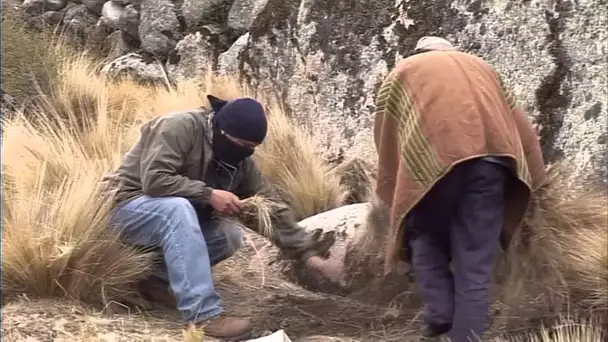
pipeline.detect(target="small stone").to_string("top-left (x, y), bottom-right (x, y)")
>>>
top-left (101, 52), bottom-right (169, 83)
top-left (101, 0), bottom-right (124, 29)
top-left (82, 0), bottom-right (107, 15)
top-left (39, 9), bottom-right (67, 26)
top-left (63, 4), bottom-right (99, 36)
top-left (21, 0), bottom-right (68, 15)
top-left (117, 4), bottom-right (140, 40)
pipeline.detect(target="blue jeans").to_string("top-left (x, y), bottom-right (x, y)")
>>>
top-left (111, 195), bottom-right (244, 323)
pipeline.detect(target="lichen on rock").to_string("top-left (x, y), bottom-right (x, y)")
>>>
top-left (13, 0), bottom-right (608, 182)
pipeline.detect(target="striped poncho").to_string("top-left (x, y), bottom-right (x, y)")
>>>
top-left (373, 51), bottom-right (547, 273)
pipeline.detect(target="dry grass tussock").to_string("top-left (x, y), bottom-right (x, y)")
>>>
top-left (1, 46), bottom-right (349, 306)
top-left (492, 316), bottom-right (606, 342)
top-left (495, 164), bottom-right (608, 319)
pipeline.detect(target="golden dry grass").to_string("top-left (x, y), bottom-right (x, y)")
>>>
top-left (1, 47), bottom-right (348, 309)
top-left (495, 164), bottom-right (608, 318)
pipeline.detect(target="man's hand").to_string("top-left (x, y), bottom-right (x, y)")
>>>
top-left (305, 255), bottom-right (343, 283)
top-left (210, 189), bottom-right (242, 215)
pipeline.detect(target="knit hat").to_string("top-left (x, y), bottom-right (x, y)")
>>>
top-left (212, 96), bottom-right (268, 143)
top-left (414, 36), bottom-right (455, 51)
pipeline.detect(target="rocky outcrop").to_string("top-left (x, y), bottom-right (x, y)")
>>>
top-left (19, 0), bottom-right (608, 182)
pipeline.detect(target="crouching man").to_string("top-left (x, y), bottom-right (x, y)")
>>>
top-left (102, 95), bottom-right (341, 341)
top-left (373, 37), bottom-right (546, 342)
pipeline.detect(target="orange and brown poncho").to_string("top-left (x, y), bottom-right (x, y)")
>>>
top-left (373, 50), bottom-right (547, 273)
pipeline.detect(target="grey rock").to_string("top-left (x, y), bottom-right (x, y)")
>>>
top-left (257, 202), bottom-right (411, 299)
top-left (551, 0), bottom-right (608, 184)
top-left (106, 30), bottom-right (138, 59)
top-left (111, 0), bottom-right (132, 5)
top-left (98, 0), bottom-right (607, 182)
top-left (217, 33), bottom-right (249, 75)
top-left (21, 0), bottom-right (67, 15)
top-left (138, 0), bottom-right (181, 57)
top-left (86, 18), bottom-right (115, 49)
top-left (82, 0), bottom-right (107, 15)
top-left (182, 0), bottom-right (234, 29)
top-left (100, 0), bottom-right (124, 29)
top-left (101, 52), bottom-right (173, 82)
top-left (169, 32), bottom-right (217, 82)
top-left (117, 4), bottom-right (140, 40)
top-left (227, 0), bottom-right (269, 31)
top-left (214, 0), bottom-right (608, 181)
top-left (38, 10), bottom-right (66, 26)
top-left (63, 3), bottom-right (99, 36)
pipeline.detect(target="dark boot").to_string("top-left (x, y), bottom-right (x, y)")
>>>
top-left (420, 322), bottom-right (451, 340)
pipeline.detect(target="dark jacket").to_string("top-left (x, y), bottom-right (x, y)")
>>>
top-left (102, 107), bottom-right (328, 261)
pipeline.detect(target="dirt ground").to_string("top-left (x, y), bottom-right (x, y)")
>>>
top-left (2, 230), bottom-right (604, 342)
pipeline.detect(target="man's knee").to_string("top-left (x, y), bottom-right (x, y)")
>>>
top-left (155, 196), bottom-right (197, 215)
top-left (134, 196), bottom-right (200, 232)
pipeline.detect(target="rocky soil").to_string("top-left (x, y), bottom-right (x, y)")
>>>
top-left (12, 0), bottom-right (608, 184)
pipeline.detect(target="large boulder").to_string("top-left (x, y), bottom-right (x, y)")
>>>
top-left (263, 202), bottom-right (412, 304)
top-left (96, 0), bottom-right (606, 183)
top-left (212, 0), bottom-right (607, 183)
top-left (227, 0), bottom-right (271, 32)
top-left (82, 0), bottom-right (107, 15)
top-left (182, 0), bottom-right (235, 29)
top-left (138, 0), bottom-right (181, 57)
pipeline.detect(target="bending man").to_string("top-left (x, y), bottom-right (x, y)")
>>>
top-left (373, 37), bottom-right (546, 341)
top-left (103, 95), bottom-right (340, 341)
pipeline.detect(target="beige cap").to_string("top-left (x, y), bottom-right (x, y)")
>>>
top-left (414, 36), bottom-right (455, 51)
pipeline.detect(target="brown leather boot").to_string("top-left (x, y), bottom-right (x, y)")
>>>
top-left (193, 315), bottom-right (253, 341)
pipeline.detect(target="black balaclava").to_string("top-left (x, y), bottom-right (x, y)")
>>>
top-left (207, 95), bottom-right (268, 167)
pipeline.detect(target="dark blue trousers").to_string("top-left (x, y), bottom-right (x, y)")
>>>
top-left (407, 158), bottom-right (508, 342)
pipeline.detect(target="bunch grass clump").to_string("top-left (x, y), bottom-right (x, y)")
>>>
top-left (2, 111), bottom-right (153, 304)
top-left (496, 163), bottom-right (608, 328)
